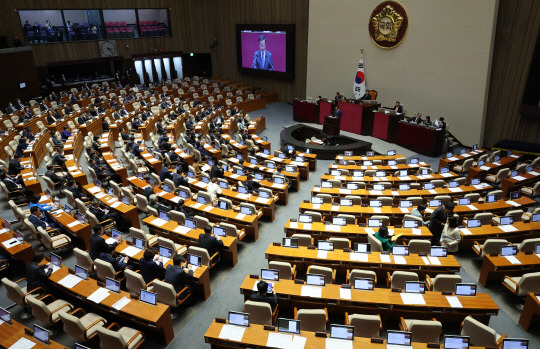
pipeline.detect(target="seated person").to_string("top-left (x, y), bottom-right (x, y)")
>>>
top-left (52, 148), bottom-right (68, 171)
top-left (89, 200), bottom-right (117, 223)
top-left (61, 126), bottom-right (72, 141)
top-left (98, 245), bottom-right (129, 272)
top-left (374, 226), bottom-right (397, 252)
top-left (198, 225), bottom-right (224, 257)
top-left (66, 179), bottom-right (89, 201)
top-left (26, 253), bottom-right (53, 292)
top-left (1, 171), bottom-right (24, 194)
top-left (28, 206), bottom-right (60, 231)
top-left (90, 225), bottom-right (120, 260)
top-left (171, 169), bottom-right (189, 187)
top-left (206, 177), bottom-right (222, 202)
top-left (140, 248), bottom-right (164, 284)
top-left (50, 131), bottom-right (63, 147)
top-left (160, 165), bottom-right (173, 182)
top-left (8, 154), bottom-right (25, 177)
top-left (250, 280), bottom-right (277, 309)
top-left (149, 194), bottom-right (172, 213)
top-left (44, 164), bottom-right (69, 186)
top-left (15, 138), bottom-right (28, 158)
top-left (164, 254), bottom-right (194, 293)
top-left (242, 174), bottom-right (261, 193)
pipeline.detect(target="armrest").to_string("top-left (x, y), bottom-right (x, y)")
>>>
top-left (14, 277), bottom-right (27, 284)
top-left (400, 317), bottom-right (408, 331)
top-left (294, 307), bottom-right (298, 320)
top-left (386, 271), bottom-right (392, 288)
top-left (496, 335), bottom-right (507, 346)
top-left (49, 303), bottom-right (73, 318)
top-left (210, 252), bottom-right (220, 265)
top-left (69, 308), bottom-right (86, 317)
top-left (425, 275), bottom-right (433, 290)
top-left (345, 269), bottom-right (350, 284)
top-left (344, 312), bottom-right (349, 325)
top-left (291, 265), bottom-right (297, 279)
top-left (25, 287), bottom-right (45, 297)
top-left (176, 286), bottom-right (191, 302)
top-left (145, 280), bottom-right (155, 288)
top-left (46, 228), bottom-right (61, 236)
top-left (324, 308), bottom-right (328, 323)
top-left (377, 314), bottom-right (382, 331)
top-left (332, 269), bottom-right (336, 283)
top-left (503, 275), bottom-right (519, 293)
top-left (125, 330), bottom-right (145, 348)
top-left (84, 318), bottom-right (106, 332)
top-left (106, 322), bottom-right (121, 331)
top-left (39, 294), bottom-right (56, 303)
top-left (472, 241), bottom-right (482, 254)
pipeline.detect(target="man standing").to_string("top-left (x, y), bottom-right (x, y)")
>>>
top-left (331, 106), bottom-right (342, 118)
top-left (251, 35), bottom-right (274, 70)
top-left (428, 201), bottom-right (455, 245)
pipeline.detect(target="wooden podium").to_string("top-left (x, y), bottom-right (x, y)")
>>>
top-left (323, 115), bottom-right (341, 136)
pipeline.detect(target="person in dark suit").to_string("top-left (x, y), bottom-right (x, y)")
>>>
top-left (164, 254), bottom-right (194, 293)
top-left (393, 101), bottom-right (403, 113)
top-left (28, 206), bottom-right (48, 230)
top-left (251, 35), bottom-right (274, 70)
top-left (98, 245), bottom-right (128, 271)
top-left (210, 163), bottom-right (224, 179)
top-left (52, 148), bottom-right (67, 171)
top-left (8, 155), bottom-right (24, 176)
top-left (171, 169), bottom-right (189, 187)
top-left (39, 101), bottom-right (49, 112)
top-left (424, 116), bottom-right (433, 127)
top-left (66, 180), bottom-right (89, 201)
top-left (250, 280), bottom-right (277, 309)
top-left (140, 248), bottom-right (164, 284)
top-left (360, 90), bottom-right (372, 100)
top-left (198, 226), bottom-right (224, 257)
top-left (89, 200), bottom-right (117, 223)
top-left (6, 102), bottom-right (17, 114)
top-left (26, 253), bottom-right (53, 292)
top-left (22, 127), bottom-right (35, 142)
top-left (15, 138), bottom-right (28, 158)
top-left (1, 171), bottom-right (23, 193)
top-left (156, 119), bottom-right (165, 135)
top-left (160, 166), bottom-right (172, 182)
top-left (331, 106), bottom-right (342, 118)
top-left (89, 159), bottom-right (112, 182)
top-left (90, 225), bottom-right (119, 260)
top-left (45, 164), bottom-right (68, 186)
top-left (61, 127), bottom-right (72, 141)
top-left (410, 113), bottom-right (423, 125)
top-left (132, 117), bottom-right (142, 131)
top-left (149, 195), bottom-right (172, 213)
top-left (428, 201), bottom-right (455, 245)
top-left (144, 181), bottom-right (158, 200)
top-left (242, 174), bottom-right (261, 193)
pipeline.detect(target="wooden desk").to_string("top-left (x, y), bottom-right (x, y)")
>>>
top-left (519, 292), bottom-right (540, 331)
top-left (20, 157), bottom-right (42, 193)
top-left (240, 277), bottom-right (498, 324)
top-left (48, 265), bottom-right (175, 345)
top-left (228, 158), bottom-right (300, 192)
top-left (140, 149), bottom-right (162, 174)
top-left (467, 154), bottom-right (523, 183)
top-left (336, 154), bottom-right (406, 164)
top-left (319, 172), bottom-right (459, 185)
top-left (0, 320), bottom-right (68, 349)
top-left (65, 159), bottom-right (88, 187)
top-left (284, 221), bottom-right (432, 243)
top-left (24, 131), bottom-right (50, 166)
top-left (438, 148), bottom-right (488, 172)
top-left (254, 153), bottom-right (310, 180)
top-left (247, 116), bottom-right (266, 135)
top-left (265, 245), bottom-right (459, 280)
top-left (49, 208), bottom-right (92, 250)
top-left (142, 215), bottom-right (238, 266)
top-left (478, 252), bottom-right (540, 286)
top-left (501, 170), bottom-right (540, 198)
top-left (83, 184), bottom-right (141, 229)
top-left (0, 220), bottom-right (34, 263)
top-left (329, 162), bottom-right (429, 172)
top-left (205, 320), bottom-right (492, 349)
top-left (460, 221), bottom-right (540, 248)
top-left (102, 151), bottom-right (129, 186)
top-left (224, 171), bottom-right (289, 205)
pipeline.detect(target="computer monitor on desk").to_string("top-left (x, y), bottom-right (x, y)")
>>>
top-left (228, 311), bottom-right (250, 327)
top-left (387, 330), bottom-right (412, 347)
top-left (261, 269), bottom-right (279, 281)
top-left (140, 289), bottom-right (157, 305)
top-left (403, 220), bottom-right (418, 229)
top-left (306, 273), bottom-right (325, 286)
top-left (317, 241), bottom-right (334, 251)
top-left (354, 243), bottom-right (371, 254)
top-left (353, 278), bottom-right (374, 290)
top-left (444, 335), bottom-right (470, 349)
top-left (330, 324), bottom-right (354, 340)
top-left (368, 219), bottom-right (382, 228)
top-left (33, 324), bottom-right (50, 345)
top-left (455, 283), bottom-right (476, 296)
top-left (0, 307), bottom-right (11, 325)
top-left (502, 339), bottom-right (529, 349)
top-left (277, 318), bottom-right (300, 334)
top-left (283, 237), bottom-right (298, 248)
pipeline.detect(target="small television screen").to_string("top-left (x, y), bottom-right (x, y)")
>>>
top-left (387, 150), bottom-right (396, 156)
top-left (317, 241), bottom-right (334, 251)
top-left (340, 198), bottom-right (353, 206)
top-left (502, 339), bottom-right (528, 349)
top-left (392, 246), bottom-right (409, 256)
top-left (444, 336), bottom-right (470, 349)
top-left (399, 183), bottom-right (410, 191)
top-left (277, 318), bottom-right (300, 334)
top-left (283, 237), bottom-right (298, 248)
top-left (500, 245), bottom-right (517, 256)
top-left (400, 200), bottom-right (412, 208)
top-left (134, 237), bottom-right (145, 249)
top-left (33, 324), bottom-right (50, 345)
top-left (368, 219), bottom-right (382, 227)
top-left (238, 186), bottom-right (248, 194)
top-left (159, 246), bottom-right (173, 259)
top-left (354, 278), bottom-right (374, 290)
top-left (0, 307), bottom-right (12, 325)
top-left (387, 331), bottom-right (412, 347)
top-left (261, 268), bottom-right (279, 281)
top-left (459, 198), bottom-right (470, 205)
top-left (306, 273), bottom-right (325, 286)
top-left (354, 243), bottom-right (371, 253)
top-left (346, 183), bottom-right (358, 190)
top-left (228, 311), bottom-right (250, 327)
top-left (140, 290), bottom-right (157, 306)
top-left (455, 283), bottom-right (476, 296)
top-left (236, 24), bottom-right (296, 80)
top-left (344, 151), bottom-right (353, 157)
top-left (299, 214), bottom-right (313, 223)
top-left (403, 220), bottom-right (418, 229)
top-left (330, 325), bottom-right (354, 340)
top-left (189, 254), bottom-right (202, 267)
top-left (105, 277), bottom-right (120, 293)
top-left (404, 281), bottom-right (425, 294)
top-left (75, 265), bottom-right (88, 280)
top-left (332, 217), bottom-right (347, 226)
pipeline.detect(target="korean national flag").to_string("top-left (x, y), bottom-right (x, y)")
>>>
top-left (353, 55), bottom-right (366, 99)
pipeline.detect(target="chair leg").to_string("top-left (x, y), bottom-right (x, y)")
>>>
top-left (20, 306), bottom-right (32, 319)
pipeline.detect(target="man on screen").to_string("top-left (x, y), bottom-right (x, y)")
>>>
top-left (252, 35), bottom-right (274, 70)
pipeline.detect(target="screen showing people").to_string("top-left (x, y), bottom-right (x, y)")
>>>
top-left (241, 30), bottom-right (286, 72)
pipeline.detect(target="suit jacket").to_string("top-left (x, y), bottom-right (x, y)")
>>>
top-left (45, 170), bottom-right (63, 184)
top-left (90, 233), bottom-right (117, 260)
top-left (242, 180), bottom-right (260, 193)
top-left (98, 252), bottom-right (127, 271)
top-left (3, 178), bottom-right (19, 192)
top-left (160, 167), bottom-right (173, 181)
top-left (67, 185), bottom-right (85, 200)
top-left (8, 159), bottom-right (23, 176)
top-left (172, 173), bottom-right (189, 187)
top-left (198, 233), bottom-right (224, 256)
top-left (39, 103), bottom-right (49, 112)
top-left (26, 262), bottom-right (52, 291)
top-left (250, 291), bottom-right (278, 309)
top-left (52, 153), bottom-right (67, 168)
top-left (252, 50), bottom-right (274, 70)
top-left (140, 258), bottom-right (164, 284)
top-left (164, 264), bottom-right (193, 293)
top-left (143, 186), bottom-right (155, 200)
top-left (89, 207), bottom-right (108, 222)
top-left (210, 165), bottom-right (224, 179)
top-left (428, 206), bottom-right (447, 234)
top-left (29, 214), bottom-right (47, 230)
top-left (394, 105), bottom-right (403, 113)
top-left (332, 110), bottom-right (342, 118)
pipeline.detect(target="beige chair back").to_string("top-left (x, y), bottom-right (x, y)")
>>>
top-left (74, 248), bottom-right (94, 271)
top-left (348, 314), bottom-right (381, 338)
top-left (95, 259), bottom-right (116, 281)
top-left (328, 237), bottom-right (350, 249)
top-left (367, 234), bottom-right (383, 252)
top-left (125, 269), bottom-right (147, 296)
top-left (153, 279), bottom-right (178, 307)
top-left (188, 246), bottom-right (211, 266)
top-left (408, 240), bottom-right (431, 254)
top-left (59, 312), bottom-right (86, 342)
top-left (431, 275), bottom-right (462, 292)
top-left (96, 327), bottom-right (127, 349)
top-left (291, 234), bottom-right (312, 247)
top-left (307, 265), bottom-right (333, 284)
top-left (268, 261), bottom-right (293, 280)
top-left (390, 271), bottom-right (419, 289)
top-left (349, 269), bottom-right (377, 285)
top-left (244, 300), bottom-right (272, 325)
top-left (1, 277), bottom-right (26, 306)
top-left (297, 309), bottom-right (326, 332)
top-left (460, 316), bottom-right (499, 347)
top-left (408, 319), bottom-right (442, 343)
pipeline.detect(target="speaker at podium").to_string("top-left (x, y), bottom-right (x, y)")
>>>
top-left (323, 115), bottom-right (341, 136)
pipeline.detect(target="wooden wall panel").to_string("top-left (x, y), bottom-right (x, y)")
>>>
top-left (484, 0), bottom-right (540, 147)
top-left (0, 0), bottom-right (308, 103)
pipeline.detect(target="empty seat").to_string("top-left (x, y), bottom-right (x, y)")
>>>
top-left (59, 310), bottom-right (107, 342)
top-left (502, 272), bottom-right (540, 296)
top-left (307, 265), bottom-right (335, 284)
top-left (425, 274), bottom-right (462, 292)
top-left (328, 237), bottom-right (350, 249)
top-left (387, 271), bottom-right (419, 289)
top-left (400, 317), bottom-right (442, 343)
top-left (295, 308), bottom-right (327, 332)
top-left (460, 316), bottom-right (506, 347)
top-left (346, 313), bottom-right (381, 338)
top-left (27, 294), bottom-right (73, 328)
top-left (472, 239), bottom-right (508, 257)
top-left (408, 240), bottom-right (431, 254)
top-left (96, 323), bottom-right (145, 349)
top-left (243, 300), bottom-right (277, 326)
top-left (268, 261), bottom-right (296, 280)
top-left (347, 269), bottom-right (377, 285)
top-left (518, 238), bottom-right (540, 253)
top-left (291, 233), bottom-right (312, 247)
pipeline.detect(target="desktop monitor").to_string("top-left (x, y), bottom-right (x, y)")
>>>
top-left (340, 198), bottom-right (353, 206)
top-left (502, 339), bottom-right (529, 349)
top-left (267, 162), bottom-right (276, 169)
top-left (321, 181), bottom-right (332, 189)
top-left (107, 187), bottom-right (114, 196)
top-left (250, 158), bottom-right (258, 165)
top-left (510, 191), bottom-right (521, 200)
top-left (317, 241), bottom-right (334, 251)
top-left (367, 151), bottom-right (375, 157)
top-left (329, 324), bottom-right (354, 340)
top-left (446, 152), bottom-right (453, 158)
top-left (332, 217), bottom-right (347, 226)
top-left (511, 170), bottom-right (518, 177)
top-left (344, 151), bottom-right (353, 157)
top-left (105, 277), bottom-right (120, 293)
top-left (460, 149), bottom-right (466, 155)
top-left (285, 165), bottom-right (295, 173)
top-left (238, 186), bottom-right (248, 194)
top-left (410, 158), bottom-right (419, 164)
top-left (295, 156), bottom-right (304, 162)
top-left (187, 171), bottom-right (195, 178)
top-left (424, 183), bottom-right (435, 190)
top-left (178, 189), bottom-right (188, 199)
top-left (430, 247), bottom-right (448, 257)
top-left (240, 206), bottom-right (253, 215)
top-left (387, 331), bottom-right (412, 347)
top-left (159, 246), bottom-right (173, 259)
top-left (449, 181), bottom-right (459, 188)
top-left (471, 178), bottom-right (481, 187)
top-left (138, 173), bottom-right (144, 180)
top-left (185, 218), bottom-right (196, 229)
top-left (122, 196), bottom-right (131, 205)
top-left (208, 159), bottom-right (215, 166)
top-left (500, 245), bottom-right (517, 256)
top-left (369, 200), bottom-right (382, 208)
top-left (33, 324), bottom-right (50, 345)
top-left (532, 213), bottom-right (540, 223)
top-left (133, 237), bottom-right (145, 249)
top-left (443, 335), bottom-right (470, 349)
top-left (346, 183), bottom-right (359, 190)
top-left (420, 168), bottom-right (430, 175)
top-left (400, 200), bottom-right (413, 208)
top-left (373, 184), bottom-right (385, 191)
top-left (259, 190), bottom-right (270, 199)
top-left (392, 246), bottom-right (409, 256)
top-left (404, 281), bottom-right (425, 294)
top-left (455, 283), bottom-right (477, 296)
top-left (526, 165), bottom-right (533, 172)
top-left (354, 243), bottom-right (371, 254)
top-left (0, 307), bottom-right (12, 325)
top-left (219, 181), bottom-right (229, 189)
top-left (338, 161), bottom-right (348, 167)
top-left (398, 170), bottom-right (408, 177)
top-left (458, 198), bottom-right (470, 206)
top-left (494, 155), bottom-right (501, 162)
top-left (311, 196), bottom-right (324, 204)
top-left (403, 220), bottom-right (419, 229)
top-left (331, 170), bottom-right (341, 176)
top-left (440, 167), bottom-right (450, 174)
top-left (162, 184), bottom-right (171, 193)
top-left (368, 219), bottom-right (382, 227)
top-left (75, 265), bottom-right (88, 280)
top-left (228, 311), bottom-right (250, 327)
top-left (306, 273), bottom-right (325, 286)
top-left (64, 204), bottom-right (72, 214)
top-left (149, 178), bottom-right (156, 186)
top-left (485, 194), bottom-right (496, 203)
top-left (263, 136), bottom-right (268, 142)
top-left (159, 211), bottom-right (170, 221)
top-left (282, 237), bottom-right (299, 248)
top-left (375, 171), bottom-right (386, 177)
top-left (278, 153), bottom-right (286, 159)
top-left (140, 290), bottom-right (157, 306)
top-left (473, 144), bottom-right (478, 150)
top-left (197, 196), bottom-right (207, 205)
top-left (274, 176), bottom-right (285, 184)
top-left (188, 254), bottom-right (202, 267)
top-left (429, 199), bottom-right (441, 208)
top-left (277, 318), bottom-right (300, 334)
top-left (50, 253), bottom-right (62, 267)
top-left (388, 160), bottom-right (397, 166)
top-left (111, 229), bottom-right (122, 240)
top-left (77, 213), bottom-right (85, 224)
top-left (353, 278), bottom-right (374, 291)
top-left (387, 150), bottom-right (396, 156)
top-left (500, 216), bottom-right (513, 226)
top-left (261, 269), bottom-right (279, 281)
top-left (536, 243), bottom-right (540, 254)
top-left (353, 170), bottom-right (364, 177)
top-left (364, 160), bottom-right (373, 166)
top-left (213, 226), bottom-right (227, 237)
top-left (399, 183), bottom-right (410, 191)
top-left (467, 219), bottom-right (482, 228)
top-left (95, 180), bottom-right (101, 187)
top-left (236, 168), bottom-right (244, 176)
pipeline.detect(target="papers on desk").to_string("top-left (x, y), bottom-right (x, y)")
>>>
top-left (390, 166), bottom-right (398, 170)
top-left (112, 297), bottom-right (131, 310)
top-left (400, 293), bottom-right (426, 305)
top-left (142, 153), bottom-right (151, 158)
top-left (218, 324), bottom-right (246, 342)
top-left (58, 274), bottom-right (83, 289)
top-left (2, 238), bottom-right (21, 249)
top-left (0, 228), bottom-right (8, 234)
top-left (400, 208), bottom-right (410, 213)
top-left (467, 204), bottom-right (477, 210)
top-left (67, 221), bottom-right (81, 228)
top-left (380, 254), bottom-right (391, 263)
top-left (290, 222), bottom-right (298, 229)
top-left (425, 208), bottom-right (433, 214)
top-left (352, 176), bottom-right (363, 181)
top-left (492, 162), bottom-right (501, 166)
top-left (326, 224), bottom-right (341, 232)
top-left (313, 187), bottom-right (320, 192)
top-left (448, 187), bottom-right (463, 193)
top-left (512, 175), bottom-right (526, 181)
top-left (365, 228), bottom-right (375, 235)
top-left (170, 196), bottom-right (181, 204)
top-left (255, 197), bottom-right (270, 204)
top-left (350, 252), bottom-right (369, 262)
top-left (8, 337), bottom-right (36, 349)
top-left (448, 157), bottom-right (459, 161)
top-left (505, 200), bottom-right (521, 207)
top-left (203, 206), bottom-right (213, 212)
top-left (428, 256), bottom-right (441, 265)
top-left (480, 166), bottom-right (491, 171)
top-left (446, 296), bottom-right (463, 308)
top-left (122, 246), bottom-right (141, 257)
top-left (272, 183), bottom-right (285, 189)
top-left (67, 166), bottom-right (78, 171)
top-left (421, 256), bottom-right (430, 265)
top-left (317, 251), bottom-right (328, 259)
top-left (326, 338), bottom-right (353, 349)
top-left (499, 225), bottom-right (518, 232)
top-left (331, 205), bottom-right (340, 211)
top-left (339, 189), bottom-right (352, 194)
top-left (127, 176), bottom-right (137, 181)
top-left (530, 171), bottom-right (540, 176)
top-left (303, 223), bottom-right (312, 230)
top-left (301, 286), bottom-right (322, 298)
top-left (230, 174), bottom-right (239, 179)
top-left (107, 198), bottom-right (118, 204)
top-left (412, 228), bottom-right (422, 235)
top-left (387, 345), bottom-right (412, 349)
top-left (267, 332), bottom-right (293, 348)
top-left (440, 172), bottom-right (453, 177)
top-left (510, 154), bottom-right (520, 158)
top-left (95, 192), bottom-right (106, 199)
top-left (88, 186), bottom-right (102, 194)
top-left (192, 203), bottom-right (203, 209)
top-left (462, 153), bottom-right (471, 158)
top-left (46, 265), bottom-right (61, 274)
top-left (393, 256), bottom-right (407, 264)
top-left (369, 190), bottom-right (383, 195)
top-left (428, 189), bottom-right (438, 194)
top-left (236, 213), bottom-right (246, 220)
top-left (290, 335), bottom-right (307, 349)
top-left (460, 228), bottom-right (473, 235)
top-left (39, 195), bottom-right (48, 202)
top-left (105, 237), bottom-right (116, 244)
top-left (372, 208), bottom-right (382, 214)
top-left (312, 204), bottom-right (320, 210)
top-left (504, 256), bottom-right (521, 264)
top-left (111, 201), bottom-right (122, 208)
top-left (151, 218), bottom-right (168, 227)
top-left (236, 193), bottom-right (249, 200)
top-left (174, 225), bottom-right (191, 235)
top-left (87, 287), bottom-right (110, 303)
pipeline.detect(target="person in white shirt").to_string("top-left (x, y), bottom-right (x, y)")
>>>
top-left (440, 216), bottom-right (461, 252)
top-left (207, 177), bottom-right (222, 202)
